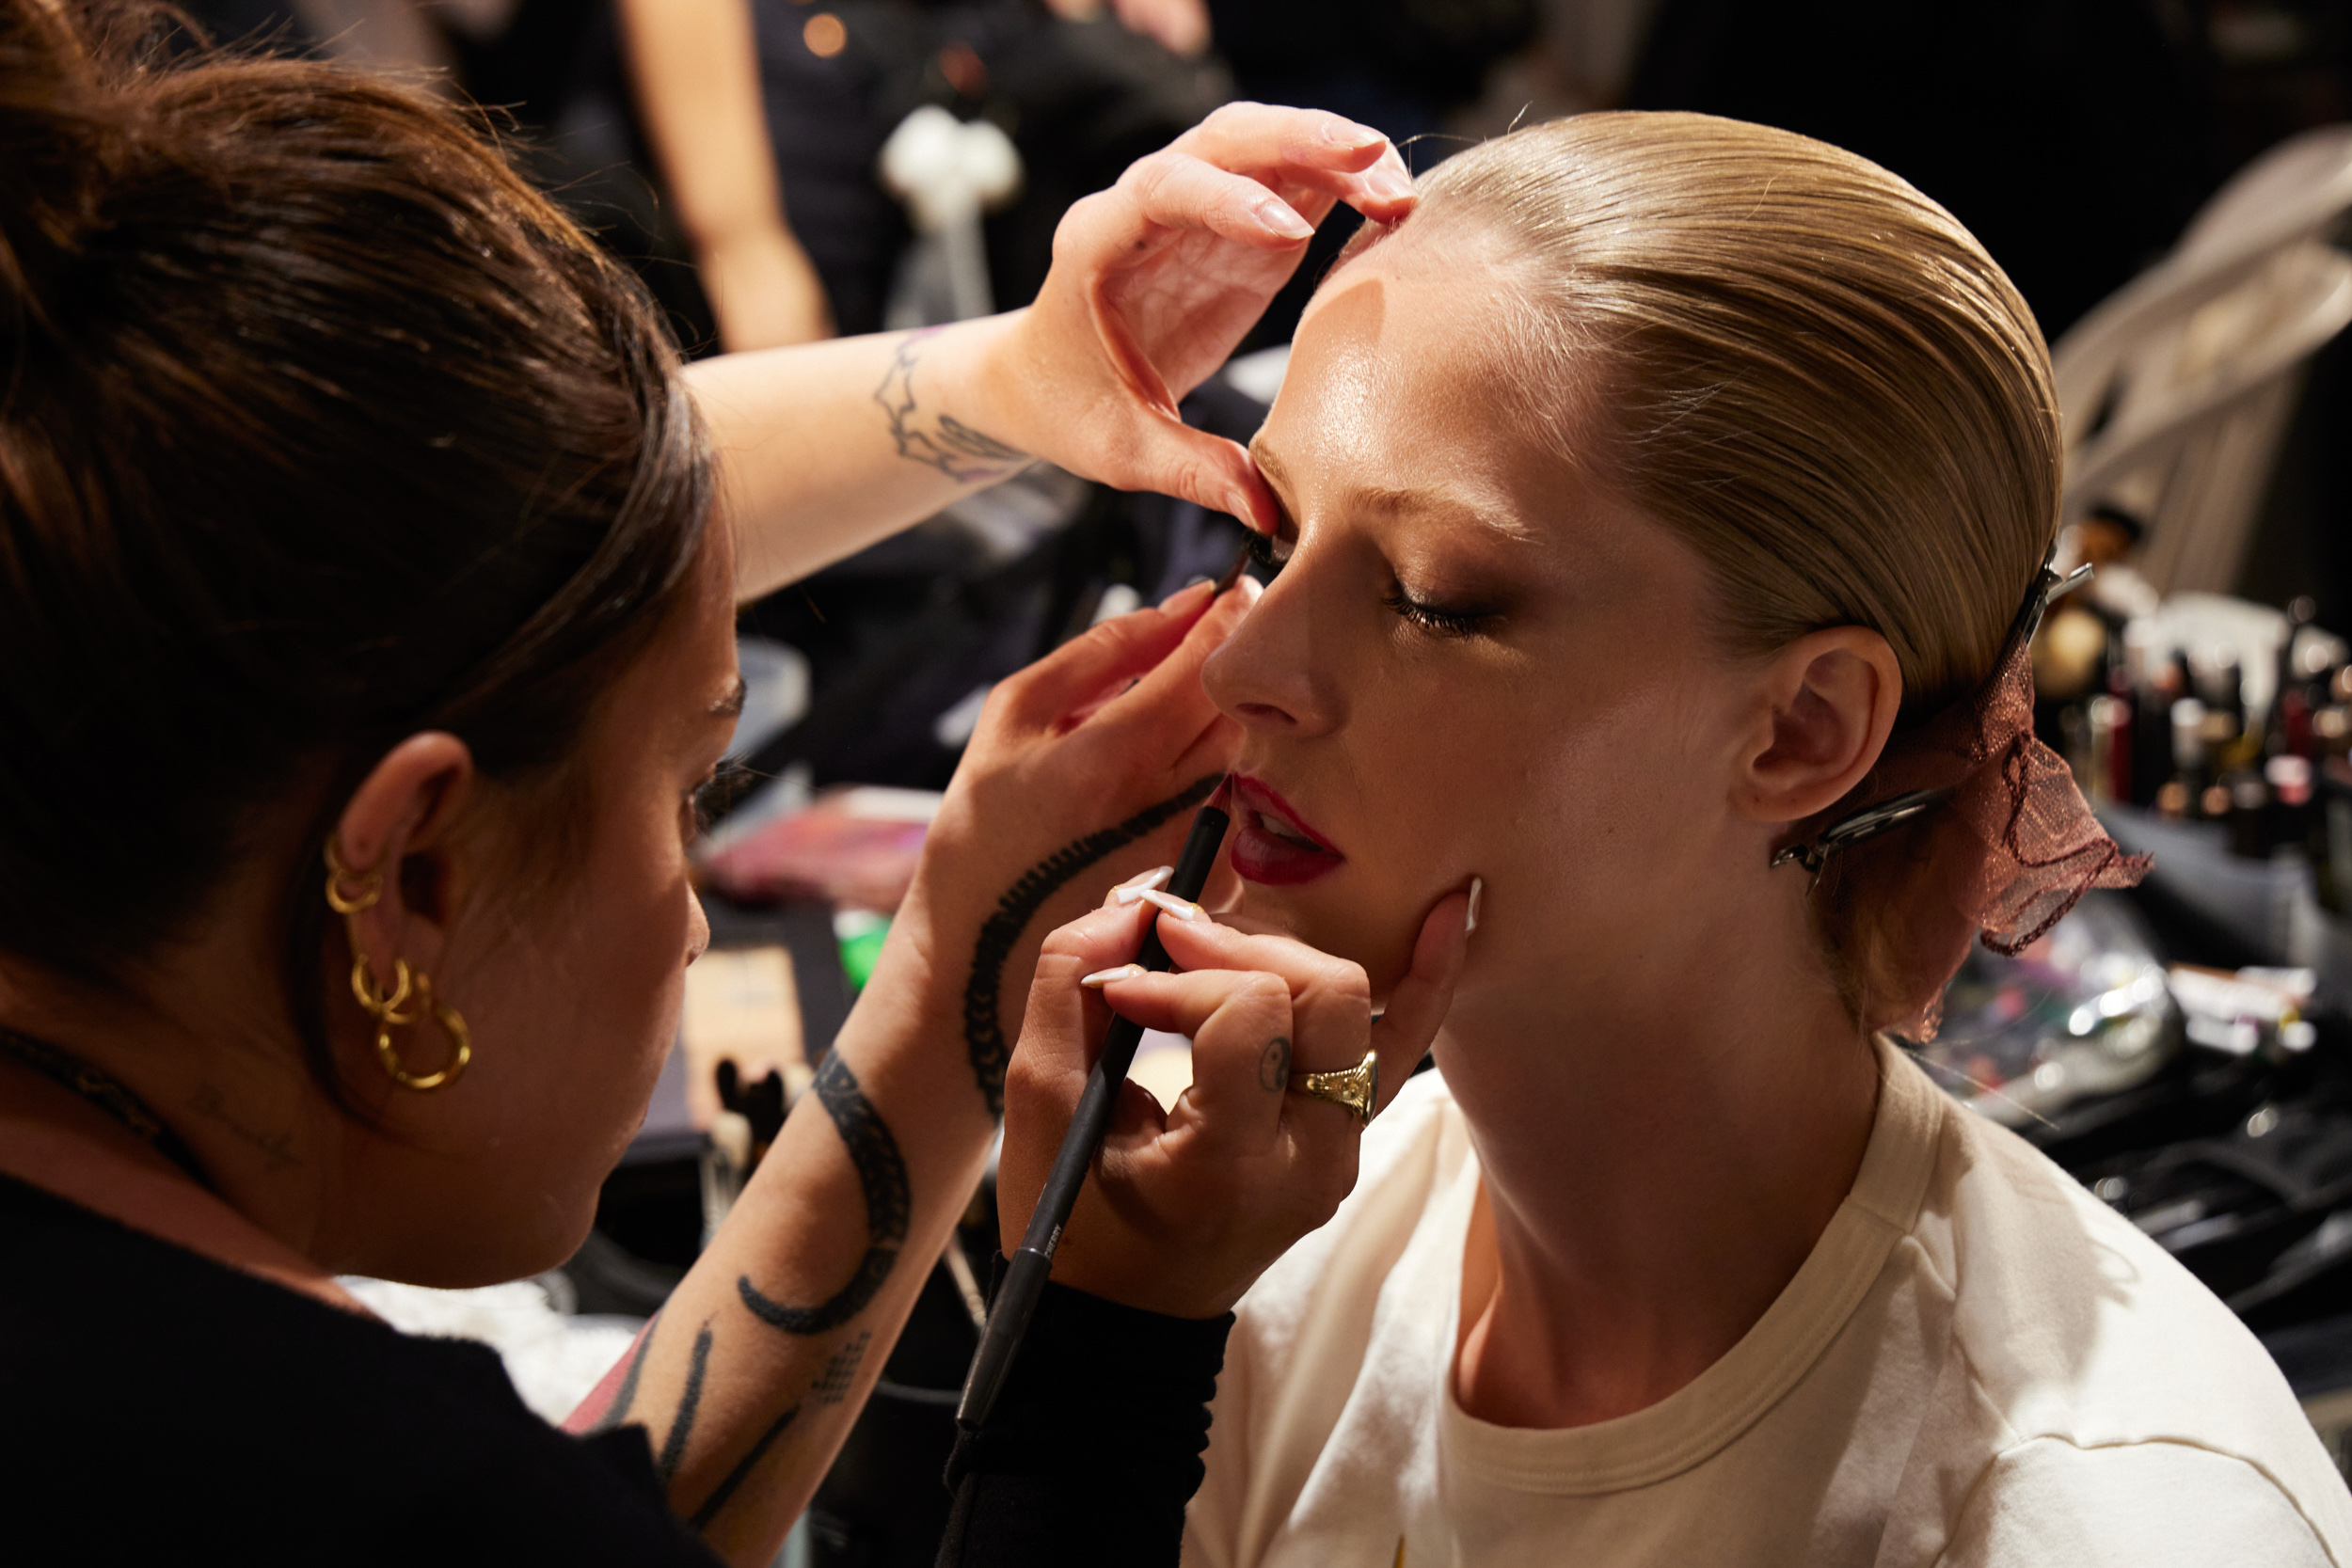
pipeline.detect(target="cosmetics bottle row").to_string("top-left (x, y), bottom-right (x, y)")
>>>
top-left (2041, 594), bottom-right (2352, 911)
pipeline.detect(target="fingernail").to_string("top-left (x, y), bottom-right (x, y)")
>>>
top-left (1238, 573), bottom-right (1265, 605)
top-left (1368, 167), bottom-right (1414, 201)
top-left (1223, 489), bottom-right (1257, 525)
top-left (1112, 866), bottom-right (1175, 904)
top-left (1158, 578), bottom-right (1213, 612)
top-left (1081, 964), bottom-right (1146, 988)
top-left (1137, 888), bottom-right (1201, 921)
top-left (1325, 119), bottom-right (1384, 150)
top-left (1466, 876), bottom-right (1485, 937)
top-left (1255, 198), bottom-right (1314, 241)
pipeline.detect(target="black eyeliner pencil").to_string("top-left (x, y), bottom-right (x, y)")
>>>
top-left (956, 780), bottom-right (1234, 1433)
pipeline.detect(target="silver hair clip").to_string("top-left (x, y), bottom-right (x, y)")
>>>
top-left (1769, 559), bottom-right (2094, 875)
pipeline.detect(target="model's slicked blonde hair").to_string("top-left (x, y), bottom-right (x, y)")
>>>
top-left (1386, 111), bottom-right (2059, 719)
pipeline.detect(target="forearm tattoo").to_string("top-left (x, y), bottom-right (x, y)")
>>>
top-left (961, 774), bottom-right (1225, 1116)
top-left (738, 1052), bottom-right (911, 1335)
top-left (876, 331), bottom-right (1028, 484)
top-left (589, 1312), bottom-right (660, 1433)
top-left (656, 1321), bottom-right (715, 1481)
top-left (687, 1402), bottom-right (800, 1529)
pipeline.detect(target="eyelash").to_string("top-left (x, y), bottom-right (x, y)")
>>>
top-left (1381, 587), bottom-right (1499, 640)
top-left (1241, 525), bottom-right (1501, 640)
top-left (686, 762), bottom-right (749, 840)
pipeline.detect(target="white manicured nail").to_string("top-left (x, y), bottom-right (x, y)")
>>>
top-left (1466, 877), bottom-right (1485, 936)
top-left (1081, 964), bottom-right (1146, 988)
top-left (1112, 865), bottom-right (1175, 905)
top-left (1137, 888), bottom-right (1201, 921)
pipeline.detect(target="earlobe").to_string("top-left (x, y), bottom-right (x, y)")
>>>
top-left (1736, 628), bottom-right (1901, 828)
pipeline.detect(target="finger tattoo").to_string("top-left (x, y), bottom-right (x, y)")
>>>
top-left (738, 1053), bottom-right (911, 1334)
top-left (1260, 1036), bottom-right (1292, 1094)
top-left (962, 773), bottom-right (1224, 1116)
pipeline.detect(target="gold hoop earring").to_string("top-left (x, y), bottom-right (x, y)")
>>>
top-left (323, 838), bottom-right (381, 915)
top-left (325, 838), bottom-right (472, 1092)
top-left (372, 968), bottom-right (472, 1092)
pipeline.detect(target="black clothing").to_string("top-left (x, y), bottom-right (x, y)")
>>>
top-left (0, 1174), bottom-right (721, 1566)
top-left (939, 1260), bottom-right (1233, 1568)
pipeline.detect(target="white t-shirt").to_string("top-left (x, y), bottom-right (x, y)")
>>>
top-left (1186, 1038), bottom-right (2352, 1567)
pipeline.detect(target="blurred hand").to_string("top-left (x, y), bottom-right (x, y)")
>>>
top-left (998, 887), bottom-right (1472, 1318)
top-left (898, 577), bottom-right (1258, 1114)
top-left (981, 103), bottom-right (1416, 532)
top-left (1044, 0), bottom-right (1211, 57)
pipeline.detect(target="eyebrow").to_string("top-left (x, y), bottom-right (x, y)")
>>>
top-left (1248, 436), bottom-right (1535, 544)
top-left (708, 676), bottom-right (748, 721)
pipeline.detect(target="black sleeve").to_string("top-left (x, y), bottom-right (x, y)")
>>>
top-left (936, 1262), bottom-right (1232, 1568)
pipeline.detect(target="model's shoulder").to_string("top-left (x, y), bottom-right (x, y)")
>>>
top-left (1924, 1105), bottom-right (2344, 1509)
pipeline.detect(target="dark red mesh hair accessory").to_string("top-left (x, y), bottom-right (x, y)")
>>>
top-left (1782, 566), bottom-right (2152, 1038)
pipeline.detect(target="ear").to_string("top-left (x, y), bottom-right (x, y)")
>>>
top-left (331, 733), bottom-right (477, 984)
top-left (1732, 627), bottom-right (1902, 827)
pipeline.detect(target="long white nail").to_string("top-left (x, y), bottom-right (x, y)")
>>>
top-left (1112, 865), bottom-right (1175, 904)
top-left (1080, 964), bottom-right (1146, 988)
top-left (1137, 888), bottom-right (1201, 921)
top-left (1466, 877), bottom-right (1485, 936)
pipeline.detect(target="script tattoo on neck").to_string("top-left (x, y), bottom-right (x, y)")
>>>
top-left (738, 1052), bottom-right (910, 1334)
top-left (185, 1083), bottom-right (300, 1171)
top-left (875, 330), bottom-right (1029, 484)
top-left (961, 774), bottom-right (1224, 1116)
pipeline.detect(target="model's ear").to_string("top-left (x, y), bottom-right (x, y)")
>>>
top-left (329, 732), bottom-right (477, 985)
top-left (1732, 626), bottom-right (1902, 827)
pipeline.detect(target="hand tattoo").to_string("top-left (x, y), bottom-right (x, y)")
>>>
top-left (738, 1052), bottom-right (911, 1334)
top-left (876, 331), bottom-right (1029, 483)
top-left (1259, 1037), bottom-right (1292, 1094)
top-left (961, 773), bottom-right (1225, 1116)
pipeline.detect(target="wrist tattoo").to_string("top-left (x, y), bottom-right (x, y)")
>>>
top-left (961, 773), bottom-right (1224, 1116)
top-left (1259, 1037), bottom-right (1292, 1093)
top-left (739, 1052), bottom-right (910, 1334)
top-left (876, 330), bottom-right (1028, 483)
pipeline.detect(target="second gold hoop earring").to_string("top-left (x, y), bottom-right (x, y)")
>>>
top-left (322, 839), bottom-right (473, 1093)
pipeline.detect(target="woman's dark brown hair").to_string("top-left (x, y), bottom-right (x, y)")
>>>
top-left (0, 0), bottom-right (709, 1101)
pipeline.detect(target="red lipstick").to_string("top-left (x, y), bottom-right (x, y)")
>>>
top-left (1229, 774), bottom-right (1344, 885)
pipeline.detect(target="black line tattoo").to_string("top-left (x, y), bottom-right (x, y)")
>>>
top-left (961, 773), bottom-right (1224, 1116)
top-left (812, 1330), bottom-right (872, 1407)
top-left (688, 1403), bottom-right (801, 1530)
top-left (1259, 1036), bottom-right (1292, 1094)
top-left (738, 1053), bottom-right (911, 1334)
top-left (185, 1084), bottom-right (300, 1171)
top-left (592, 1311), bottom-right (660, 1432)
top-left (875, 331), bottom-right (1029, 483)
top-left (657, 1321), bottom-right (715, 1481)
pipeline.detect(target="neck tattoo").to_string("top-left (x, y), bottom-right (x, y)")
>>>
top-left (0, 1024), bottom-right (213, 1190)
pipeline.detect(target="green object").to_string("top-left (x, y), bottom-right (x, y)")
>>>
top-left (835, 911), bottom-right (889, 991)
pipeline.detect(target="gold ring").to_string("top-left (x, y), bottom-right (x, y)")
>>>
top-left (1287, 1048), bottom-right (1378, 1125)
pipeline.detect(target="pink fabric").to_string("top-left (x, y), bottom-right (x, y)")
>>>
top-left (1802, 616), bottom-right (2150, 1038)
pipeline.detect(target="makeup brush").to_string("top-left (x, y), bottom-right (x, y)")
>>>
top-left (956, 776), bottom-right (1234, 1433)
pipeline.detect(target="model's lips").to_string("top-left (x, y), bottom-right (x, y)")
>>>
top-left (1229, 775), bottom-right (1344, 886)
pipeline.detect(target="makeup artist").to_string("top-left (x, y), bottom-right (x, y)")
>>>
top-left (0, 4), bottom-right (1448, 1563)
